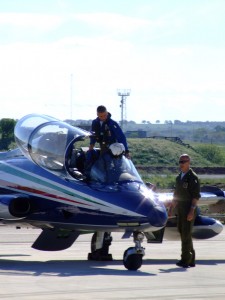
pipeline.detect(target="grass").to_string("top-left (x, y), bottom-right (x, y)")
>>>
top-left (139, 172), bottom-right (225, 191)
top-left (128, 138), bottom-right (224, 167)
top-left (127, 138), bottom-right (225, 190)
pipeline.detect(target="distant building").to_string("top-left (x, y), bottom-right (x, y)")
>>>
top-left (76, 124), bottom-right (91, 131)
top-left (125, 130), bottom-right (147, 138)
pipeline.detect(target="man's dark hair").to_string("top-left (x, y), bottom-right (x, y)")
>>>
top-left (97, 105), bottom-right (107, 113)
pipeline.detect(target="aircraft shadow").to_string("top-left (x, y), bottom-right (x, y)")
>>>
top-left (144, 258), bottom-right (225, 266)
top-left (0, 257), bottom-right (224, 277)
top-left (0, 258), bottom-right (154, 277)
top-left (144, 258), bottom-right (225, 273)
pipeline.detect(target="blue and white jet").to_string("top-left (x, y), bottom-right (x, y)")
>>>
top-left (0, 114), bottom-right (223, 270)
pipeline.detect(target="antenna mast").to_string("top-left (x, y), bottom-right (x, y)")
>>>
top-left (70, 73), bottom-right (73, 119)
top-left (117, 89), bottom-right (131, 130)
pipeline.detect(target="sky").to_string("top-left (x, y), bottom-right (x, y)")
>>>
top-left (0, 0), bottom-right (225, 123)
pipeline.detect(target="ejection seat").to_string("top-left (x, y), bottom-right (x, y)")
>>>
top-left (67, 147), bottom-right (87, 180)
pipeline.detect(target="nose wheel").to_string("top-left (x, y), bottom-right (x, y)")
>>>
top-left (123, 232), bottom-right (145, 271)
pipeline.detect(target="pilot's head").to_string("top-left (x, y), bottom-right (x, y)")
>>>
top-left (179, 153), bottom-right (191, 172)
top-left (97, 105), bottom-right (108, 122)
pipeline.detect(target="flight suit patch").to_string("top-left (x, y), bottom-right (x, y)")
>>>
top-left (183, 182), bottom-right (188, 189)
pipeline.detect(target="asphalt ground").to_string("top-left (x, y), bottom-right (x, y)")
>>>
top-left (0, 226), bottom-right (225, 300)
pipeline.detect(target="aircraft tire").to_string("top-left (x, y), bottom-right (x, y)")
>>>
top-left (123, 247), bottom-right (143, 271)
top-left (90, 232), bottom-right (98, 252)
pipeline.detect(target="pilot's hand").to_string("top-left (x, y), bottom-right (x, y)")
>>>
top-left (168, 200), bottom-right (177, 217)
top-left (187, 208), bottom-right (195, 221)
top-left (168, 206), bottom-right (173, 217)
top-left (125, 150), bottom-right (131, 159)
top-left (89, 144), bottom-right (94, 151)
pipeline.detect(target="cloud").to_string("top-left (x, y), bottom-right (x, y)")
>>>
top-left (74, 12), bottom-right (150, 33)
top-left (0, 3), bottom-right (225, 122)
top-left (0, 13), bottom-right (63, 31)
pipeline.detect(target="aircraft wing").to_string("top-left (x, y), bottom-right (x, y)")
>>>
top-left (157, 185), bottom-right (225, 208)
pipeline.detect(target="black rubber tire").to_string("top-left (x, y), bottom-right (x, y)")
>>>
top-left (123, 248), bottom-right (143, 271)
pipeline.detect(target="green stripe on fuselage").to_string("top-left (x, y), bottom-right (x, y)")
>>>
top-left (0, 162), bottom-right (107, 207)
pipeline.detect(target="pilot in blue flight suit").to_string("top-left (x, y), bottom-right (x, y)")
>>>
top-left (89, 105), bottom-right (130, 157)
top-left (87, 105), bottom-right (129, 261)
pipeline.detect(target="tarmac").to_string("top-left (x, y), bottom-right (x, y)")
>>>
top-left (0, 226), bottom-right (225, 300)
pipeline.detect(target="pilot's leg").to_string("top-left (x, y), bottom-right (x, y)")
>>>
top-left (189, 211), bottom-right (197, 267)
top-left (178, 216), bottom-right (196, 268)
top-left (88, 232), bottom-right (113, 261)
top-left (180, 220), bottom-right (193, 264)
top-left (190, 248), bottom-right (196, 267)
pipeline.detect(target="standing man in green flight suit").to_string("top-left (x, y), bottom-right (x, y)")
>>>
top-left (168, 154), bottom-right (201, 268)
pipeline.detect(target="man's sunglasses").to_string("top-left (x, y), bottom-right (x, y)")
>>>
top-left (179, 160), bottom-right (189, 164)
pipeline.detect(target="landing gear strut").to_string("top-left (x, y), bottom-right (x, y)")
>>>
top-left (88, 232), bottom-right (113, 261)
top-left (123, 231), bottom-right (145, 271)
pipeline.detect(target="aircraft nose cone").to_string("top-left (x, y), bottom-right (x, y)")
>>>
top-left (147, 204), bottom-right (168, 227)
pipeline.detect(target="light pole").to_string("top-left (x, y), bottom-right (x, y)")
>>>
top-left (70, 73), bottom-right (73, 120)
top-left (117, 89), bottom-right (131, 130)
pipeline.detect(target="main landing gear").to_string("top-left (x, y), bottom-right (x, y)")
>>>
top-left (88, 232), bottom-right (113, 261)
top-left (123, 232), bottom-right (145, 271)
top-left (88, 231), bottom-right (145, 271)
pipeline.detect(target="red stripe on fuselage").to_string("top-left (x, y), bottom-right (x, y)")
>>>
top-left (0, 179), bottom-right (92, 207)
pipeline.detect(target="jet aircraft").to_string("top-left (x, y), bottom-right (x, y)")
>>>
top-left (0, 114), bottom-right (224, 270)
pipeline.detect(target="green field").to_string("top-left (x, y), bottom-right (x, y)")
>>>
top-left (128, 138), bottom-right (225, 190)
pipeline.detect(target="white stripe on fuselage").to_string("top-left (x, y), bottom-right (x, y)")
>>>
top-left (0, 162), bottom-right (144, 217)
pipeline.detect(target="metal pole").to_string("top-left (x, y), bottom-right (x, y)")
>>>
top-left (70, 73), bottom-right (73, 119)
top-left (117, 89), bottom-right (131, 131)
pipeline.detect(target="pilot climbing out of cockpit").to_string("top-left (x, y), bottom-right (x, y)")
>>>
top-left (85, 105), bottom-right (130, 175)
top-left (86, 106), bottom-right (130, 261)
top-left (89, 105), bottom-right (130, 157)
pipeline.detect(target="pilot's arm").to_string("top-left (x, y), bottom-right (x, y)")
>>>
top-left (89, 135), bottom-right (96, 151)
top-left (89, 119), bottom-right (97, 150)
top-left (187, 198), bottom-right (199, 221)
top-left (187, 175), bottom-right (200, 221)
top-left (168, 198), bottom-right (177, 217)
top-left (110, 121), bottom-right (130, 158)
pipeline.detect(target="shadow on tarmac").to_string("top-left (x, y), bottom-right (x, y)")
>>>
top-left (0, 258), bottom-right (154, 277)
top-left (0, 257), bottom-right (225, 277)
top-left (144, 258), bottom-right (225, 266)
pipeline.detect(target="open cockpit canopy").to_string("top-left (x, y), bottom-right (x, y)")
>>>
top-left (15, 114), bottom-right (90, 175)
top-left (15, 114), bottom-right (143, 185)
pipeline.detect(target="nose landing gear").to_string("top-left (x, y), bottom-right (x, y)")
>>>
top-left (123, 231), bottom-right (145, 271)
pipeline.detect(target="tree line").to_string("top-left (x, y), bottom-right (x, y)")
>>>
top-left (1, 118), bottom-right (225, 151)
top-left (0, 118), bottom-right (17, 150)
